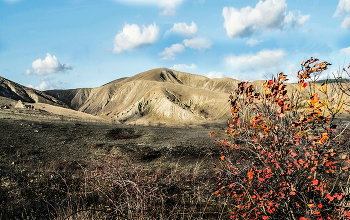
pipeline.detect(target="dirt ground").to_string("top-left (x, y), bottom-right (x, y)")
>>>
top-left (0, 104), bottom-right (228, 219)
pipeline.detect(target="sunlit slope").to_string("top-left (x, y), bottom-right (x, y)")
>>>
top-left (44, 68), bottom-right (350, 125)
top-left (45, 68), bottom-right (240, 125)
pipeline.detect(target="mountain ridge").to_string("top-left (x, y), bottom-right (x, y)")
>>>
top-left (44, 68), bottom-right (240, 125)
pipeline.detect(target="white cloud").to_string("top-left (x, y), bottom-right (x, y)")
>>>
top-left (113, 22), bottom-right (159, 54)
top-left (25, 53), bottom-right (72, 75)
top-left (165, 21), bottom-right (198, 37)
top-left (340, 46), bottom-right (350, 55)
top-left (223, 0), bottom-right (287, 38)
top-left (246, 39), bottom-right (264, 47)
top-left (225, 49), bottom-right (287, 80)
top-left (113, 0), bottom-right (183, 16)
top-left (222, 0), bottom-right (310, 38)
top-left (287, 64), bottom-right (299, 83)
top-left (334, 0), bottom-right (350, 29)
top-left (27, 77), bottom-right (62, 91)
top-left (334, 0), bottom-right (350, 17)
top-left (341, 15), bottom-right (350, 29)
top-left (284, 11), bottom-right (310, 28)
top-left (182, 37), bottom-right (212, 51)
top-left (159, 0), bottom-right (183, 16)
top-left (171, 63), bottom-right (197, 70)
top-left (158, 43), bottom-right (185, 60)
top-left (206, 71), bottom-right (226, 79)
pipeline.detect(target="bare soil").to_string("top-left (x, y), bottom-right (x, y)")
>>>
top-left (0, 105), bottom-right (227, 219)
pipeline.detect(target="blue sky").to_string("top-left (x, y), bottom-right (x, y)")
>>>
top-left (0, 0), bottom-right (350, 90)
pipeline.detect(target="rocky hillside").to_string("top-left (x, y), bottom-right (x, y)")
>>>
top-left (45, 68), bottom-right (245, 125)
top-left (0, 76), bottom-right (69, 108)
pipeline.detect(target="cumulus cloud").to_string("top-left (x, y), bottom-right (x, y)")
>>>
top-left (334, 0), bottom-right (350, 29)
top-left (25, 53), bottom-right (72, 75)
top-left (159, 0), bottom-right (183, 16)
top-left (158, 43), bottom-right (185, 60)
top-left (113, 0), bottom-right (183, 16)
top-left (284, 11), bottom-right (310, 28)
top-left (246, 39), bottom-right (264, 47)
top-left (222, 0), bottom-right (310, 38)
top-left (182, 37), bottom-right (212, 51)
top-left (225, 49), bottom-right (287, 79)
top-left (206, 71), bottom-right (226, 79)
top-left (171, 63), bottom-right (197, 70)
top-left (341, 15), bottom-right (350, 29)
top-left (334, 0), bottom-right (350, 17)
top-left (164, 21), bottom-right (198, 37)
top-left (340, 46), bottom-right (350, 55)
top-left (113, 22), bottom-right (159, 54)
top-left (27, 77), bottom-right (63, 91)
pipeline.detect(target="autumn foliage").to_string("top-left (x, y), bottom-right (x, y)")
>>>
top-left (214, 58), bottom-right (350, 219)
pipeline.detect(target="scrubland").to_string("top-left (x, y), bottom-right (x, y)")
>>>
top-left (1, 58), bottom-right (350, 219)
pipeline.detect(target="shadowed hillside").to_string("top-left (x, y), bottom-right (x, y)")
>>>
top-left (0, 76), bottom-right (69, 108)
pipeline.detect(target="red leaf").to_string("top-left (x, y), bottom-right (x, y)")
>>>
top-left (311, 179), bottom-right (319, 185)
top-left (303, 82), bottom-right (307, 88)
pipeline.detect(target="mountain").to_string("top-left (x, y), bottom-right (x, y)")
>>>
top-left (3, 68), bottom-right (348, 126)
top-left (0, 76), bottom-right (69, 108)
top-left (45, 68), bottom-right (245, 125)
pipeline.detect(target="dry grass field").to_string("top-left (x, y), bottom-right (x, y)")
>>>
top-left (0, 103), bottom-right (232, 219)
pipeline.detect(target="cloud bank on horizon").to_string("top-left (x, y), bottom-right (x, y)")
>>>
top-left (0, 0), bottom-right (349, 90)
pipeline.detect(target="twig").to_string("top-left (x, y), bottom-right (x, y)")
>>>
top-left (332, 121), bottom-right (350, 140)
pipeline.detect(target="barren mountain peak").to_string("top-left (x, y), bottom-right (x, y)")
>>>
top-left (41, 68), bottom-right (241, 126)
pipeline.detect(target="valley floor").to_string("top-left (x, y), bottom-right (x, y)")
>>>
top-left (0, 109), bottom-right (228, 219)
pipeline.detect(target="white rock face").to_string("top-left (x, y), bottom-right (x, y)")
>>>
top-left (15, 100), bottom-right (25, 108)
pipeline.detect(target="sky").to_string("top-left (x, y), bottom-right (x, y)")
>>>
top-left (0, 0), bottom-right (350, 90)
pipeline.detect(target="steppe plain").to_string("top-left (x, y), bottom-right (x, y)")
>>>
top-left (2, 68), bottom-right (350, 219)
top-left (0, 96), bottom-right (227, 219)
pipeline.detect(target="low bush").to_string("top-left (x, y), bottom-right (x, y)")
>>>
top-left (213, 58), bottom-right (350, 219)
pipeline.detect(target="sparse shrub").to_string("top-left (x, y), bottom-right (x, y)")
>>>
top-left (76, 154), bottom-right (226, 219)
top-left (213, 58), bottom-right (350, 219)
top-left (82, 155), bottom-right (166, 219)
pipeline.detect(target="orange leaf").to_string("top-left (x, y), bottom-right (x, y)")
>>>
top-left (248, 170), bottom-right (254, 179)
top-left (221, 156), bottom-right (225, 161)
